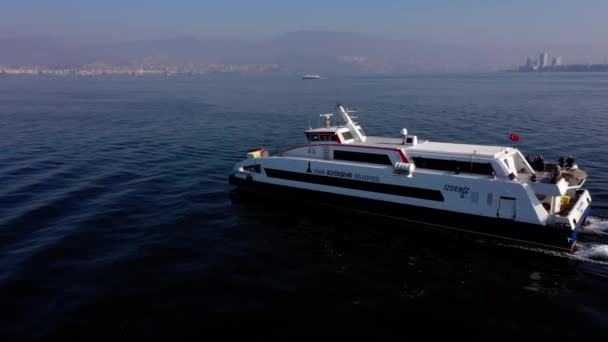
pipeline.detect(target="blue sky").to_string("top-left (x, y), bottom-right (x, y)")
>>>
top-left (2, 0), bottom-right (607, 45)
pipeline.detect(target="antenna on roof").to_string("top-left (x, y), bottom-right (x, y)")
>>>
top-left (320, 113), bottom-right (334, 128)
top-left (336, 103), bottom-right (366, 142)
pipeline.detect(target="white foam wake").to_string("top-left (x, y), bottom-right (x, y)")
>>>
top-left (582, 216), bottom-right (608, 232)
top-left (574, 244), bottom-right (608, 261)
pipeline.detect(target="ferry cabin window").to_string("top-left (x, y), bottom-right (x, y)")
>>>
top-left (334, 150), bottom-right (393, 165)
top-left (243, 164), bottom-right (261, 173)
top-left (341, 131), bottom-right (354, 141)
top-left (487, 193), bottom-right (493, 205)
top-left (411, 157), bottom-right (495, 175)
top-left (306, 134), bottom-right (336, 142)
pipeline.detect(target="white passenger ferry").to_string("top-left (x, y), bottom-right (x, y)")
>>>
top-left (229, 104), bottom-right (596, 252)
top-left (302, 73), bottom-right (321, 79)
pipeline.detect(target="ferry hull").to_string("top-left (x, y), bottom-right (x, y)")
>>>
top-left (229, 175), bottom-right (574, 252)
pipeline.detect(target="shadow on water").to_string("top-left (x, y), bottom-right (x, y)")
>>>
top-left (232, 186), bottom-right (608, 285)
top-left (229, 188), bottom-right (608, 265)
top-left (223, 189), bottom-right (608, 337)
top-left (20, 188), bottom-right (605, 339)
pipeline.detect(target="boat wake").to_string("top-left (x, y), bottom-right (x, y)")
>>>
top-left (581, 216), bottom-right (608, 233)
top-left (573, 217), bottom-right (608, 265)
top-left (573, 244), bottom-right (608, 261)
top-left (480, 217), bottom-right (608, 265)
top-left (574, 216), bottom-right (608, 262)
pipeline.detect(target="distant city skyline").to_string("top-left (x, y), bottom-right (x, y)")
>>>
top-left (1, 30), bottom-right (607, 73)
top-left (2, 1), bottom-right (608, 71)
top-left (516, 50), bottom-right (608, 72)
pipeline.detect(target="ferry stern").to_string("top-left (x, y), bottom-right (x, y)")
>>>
top-left (525, 159), bottom-right (593, 247)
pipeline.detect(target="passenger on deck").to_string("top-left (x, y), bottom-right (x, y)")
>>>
top-left (566, 155), bottom-right (575, 168)
top-left (533, 155), bottom-right (545, 171)
top-left (558, 156), bottom-right (565, 168)
top-left (551, 165), bottom-right (562, 184)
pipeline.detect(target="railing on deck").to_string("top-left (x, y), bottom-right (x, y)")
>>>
top-left (542, 162), bottom-right (559, 173)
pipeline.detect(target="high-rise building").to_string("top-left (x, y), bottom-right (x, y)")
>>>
top-left (552, 56), bottom-right (562, 67)
top-left (526, 57), bottom-right (535, 67)
top-left (539, 52), bottom-right (549, 69)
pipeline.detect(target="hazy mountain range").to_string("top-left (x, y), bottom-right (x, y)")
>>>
top-left (1, 31), bottom-right (607, 73)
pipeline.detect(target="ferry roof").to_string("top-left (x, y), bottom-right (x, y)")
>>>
top-left (362, 136), bottom-right (511, 158)
top-left (406, 141), bottom-right (510, 158)
top-left (305, 127), bottom-right (341, 133)
top-left (303, 105), bottom-right (514, 160)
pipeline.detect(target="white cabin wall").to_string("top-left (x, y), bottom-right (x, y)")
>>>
top-left (258, 156), bottom-right (545, 225)
top-left (282, 145), bottom-right (326, 159)
top-left (491, 160), bottom-right (511, 177)
top-left (522, 184), bottom-right (550, 222)
top-left (500, 156), bottom-right (518, 176)
top-left (419, 172), bottom-right (544, 224)
top-left (551, 196), bottom-right (562, 214)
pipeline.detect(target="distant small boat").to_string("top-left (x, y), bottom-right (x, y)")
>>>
top-left (302, 73), bottom-right (321, 79)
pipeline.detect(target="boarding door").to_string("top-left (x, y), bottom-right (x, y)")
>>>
top-left (498, 197), bottom-right (516, 219)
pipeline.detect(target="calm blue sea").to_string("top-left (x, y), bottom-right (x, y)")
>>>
top-left (1, 73), bottom-right (608, 339)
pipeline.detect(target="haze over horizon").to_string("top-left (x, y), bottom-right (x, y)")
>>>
top-left (2, 0), bottom-right (608, 71)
